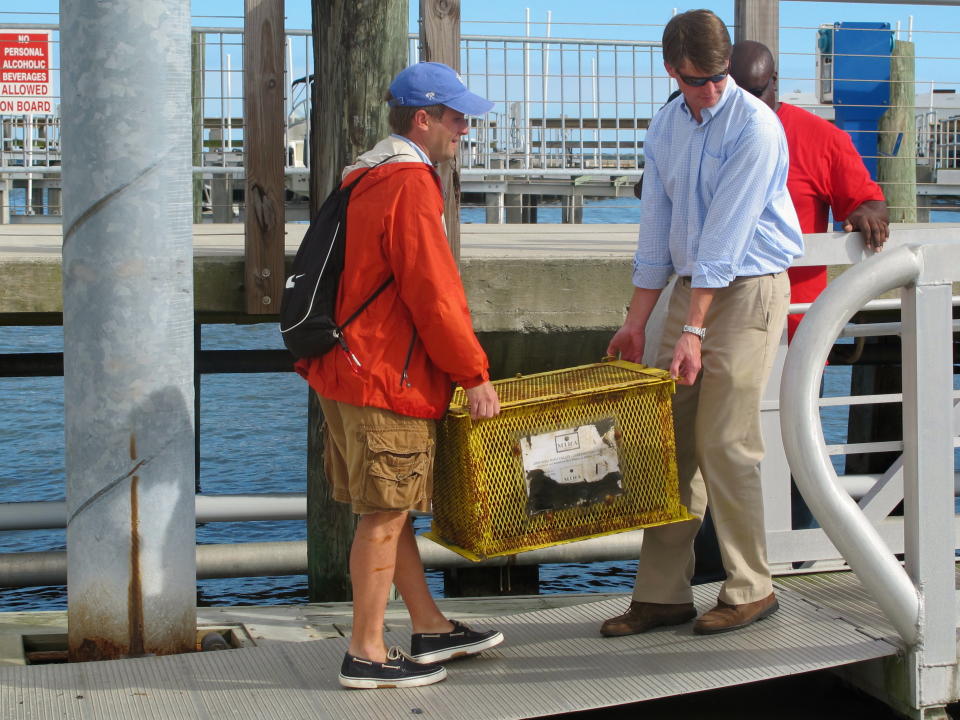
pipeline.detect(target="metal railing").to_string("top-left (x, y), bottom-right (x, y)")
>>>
top-left (937, 115), bottom-right (960, 169)
top-left (0, 26), bottom-right (668, 222)
top-left (917, 111), bottom-right (960, 170)
top-left (415, 34), bottom-right (664, 172)
top-left (781, 237), bottom-right (960, 709)
top-left (753, 227), bottom-right (960, 572)
top-left (187, 28), bottom-right (666, 177)
top-left (2, 19), bottom-right (960, 219)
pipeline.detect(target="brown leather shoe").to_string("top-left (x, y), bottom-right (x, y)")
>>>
top-left (600, 601), bottom-right (697, 637)
top-left (693, 593), bottom-right (779, 635)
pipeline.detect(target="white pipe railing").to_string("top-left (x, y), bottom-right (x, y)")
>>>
top-left (0, 530), bottom-right (650, 587)
top-left (0, 494), bottom-right (308, 531)
top-left (781, 241), bottom-right (959, 649)
top-left (5, 470), bottom-right (960, 533)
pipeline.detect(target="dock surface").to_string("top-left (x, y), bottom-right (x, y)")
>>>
top-left (0, 577), bottom-right (900, 719)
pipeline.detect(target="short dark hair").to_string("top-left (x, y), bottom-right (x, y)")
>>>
top-left (662, 9), bottom-right (731, 75)
top-left (384, 91), bottom-right (445, 134)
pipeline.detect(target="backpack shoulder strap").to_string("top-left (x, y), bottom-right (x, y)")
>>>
top-left (335, 153), bottom-right (407, 330)
top-left (339, 276), bottom-right (394, 331)
top-left (341, 153), bottom-right (406, 192)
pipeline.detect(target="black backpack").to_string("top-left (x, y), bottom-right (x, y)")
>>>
top-left (280, 157), bottom-right (397, 360)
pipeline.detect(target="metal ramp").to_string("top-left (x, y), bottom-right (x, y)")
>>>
top-left (0, 580), bottom-right (899, 720)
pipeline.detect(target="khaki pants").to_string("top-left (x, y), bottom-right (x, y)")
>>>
top-left (318, 396), bottom-right (436, 515)
top-left (632, 272), bottom-right (790, 605)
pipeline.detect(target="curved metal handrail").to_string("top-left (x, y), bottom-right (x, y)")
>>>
top-left (780, 244), bottom-right (923, 646)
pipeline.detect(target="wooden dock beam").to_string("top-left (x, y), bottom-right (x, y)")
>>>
top-left (243, 0), bottom-right (286, 315)
top-left (419, 0), bottom-right (463, 258)
top-left (307, 0), bottom-right (408, 603)
top-left (879, 40), bottom-right (918, 223)
top-left (734, 0), bottom-right (779, 61)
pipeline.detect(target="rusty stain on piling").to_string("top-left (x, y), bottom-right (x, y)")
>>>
top-left (128, 433), bottom-right (145, 658)
top-left (69, 434), bottom-right (196, 660)
top-left (127, 476), bottom-right (145, 657)
top-left (68, 434), bottom-right (147, 662)
top-left (71, 636), bottom-right (128, 663)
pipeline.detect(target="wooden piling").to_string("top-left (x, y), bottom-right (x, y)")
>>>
top-left (419, 0), bottom-right (463, 259)
top-left (847, 42), bottom-right (917, 476)
top-left (734, 0), bottom-right (779, 61)
top-left (306, 0), bottom-right (408, 603)
top-left (243, 0), bottom-right (286, 315)
top-left (878, 41), bottom-right (917, 223)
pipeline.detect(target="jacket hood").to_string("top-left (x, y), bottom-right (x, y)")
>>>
top-left (341, 135), bottom-right (431, 180)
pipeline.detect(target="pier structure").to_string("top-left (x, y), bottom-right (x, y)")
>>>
top-left (4, 2), bottom-right (960, 226)
top-left (1, 1), bottom-right (960, 717)
top-left (0, 221), bottom-right (959, 718)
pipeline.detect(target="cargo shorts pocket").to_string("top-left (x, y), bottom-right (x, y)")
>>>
top-left (361, 429), bottom-right (434, 511)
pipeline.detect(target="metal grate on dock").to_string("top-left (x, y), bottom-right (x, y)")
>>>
top-left (0, 580), bottom-right (899, 720)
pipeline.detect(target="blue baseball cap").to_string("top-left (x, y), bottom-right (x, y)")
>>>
top-left (388, 62), bottom-right (494, 115)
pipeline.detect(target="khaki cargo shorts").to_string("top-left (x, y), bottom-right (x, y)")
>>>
top-left (317, 395), bottom-right (435, 515)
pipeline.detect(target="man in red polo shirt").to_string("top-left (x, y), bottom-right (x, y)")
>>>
top-left (730, 41), bottom-right (889, 340)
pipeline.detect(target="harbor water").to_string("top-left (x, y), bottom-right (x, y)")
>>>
top-left (1, 198), bottom-right (958, 613)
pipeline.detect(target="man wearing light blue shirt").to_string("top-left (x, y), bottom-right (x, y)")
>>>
top-left (602, 9), bottom-right (803, 638)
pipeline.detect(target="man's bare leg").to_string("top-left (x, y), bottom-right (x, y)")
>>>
top-left (392, 518), bottom-right (453, 635)
top-left (348, 510), bottom-right (409, 662)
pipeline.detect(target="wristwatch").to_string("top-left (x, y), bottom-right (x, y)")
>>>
top-left (682, 324), bottom-right (706, 340)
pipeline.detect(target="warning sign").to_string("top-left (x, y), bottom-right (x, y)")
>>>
top-left (0, 30), bottom-right (53, 114)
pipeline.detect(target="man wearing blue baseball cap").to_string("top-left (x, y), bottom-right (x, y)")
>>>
top-left (297, 62), bottom-right (503, 690)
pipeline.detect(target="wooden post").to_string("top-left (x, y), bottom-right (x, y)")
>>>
top-left (243, 0), bottom-right (285, 315)
top-left (734, 0), bottom-right (779, 61)
top-left (418, 0), bottom-right (462, 260)
top-left (307, 0), bottom-right (408, 603)
top-left (848, 41), bottom-right (917, 477)
top-left (879, 41), bottom-right (917, 223)
top-left (192, 32), bottom-right (204, 224)
top-left (419, 2), bottom-right (541, 599)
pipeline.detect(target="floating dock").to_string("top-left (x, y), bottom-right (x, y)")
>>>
top-left (0, 573), bottom-right (914, 719)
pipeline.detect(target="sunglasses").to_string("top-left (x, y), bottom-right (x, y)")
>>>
top-left (678, 71), bottom-right (728, 87)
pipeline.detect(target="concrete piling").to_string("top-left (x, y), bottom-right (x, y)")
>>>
top-left (60, 0), bottom-right (197, 660)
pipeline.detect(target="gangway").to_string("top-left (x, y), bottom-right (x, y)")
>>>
top-left (0, 580), bottom-right (899, 718)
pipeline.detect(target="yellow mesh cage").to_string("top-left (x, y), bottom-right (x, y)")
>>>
top-left (426, 359), bottom-right (692, 560)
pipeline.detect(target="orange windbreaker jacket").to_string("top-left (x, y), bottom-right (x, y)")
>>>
top-left (294, 139), bottom-right (490, 420)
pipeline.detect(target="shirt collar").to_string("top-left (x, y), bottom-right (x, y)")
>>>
top-left (391, 133), bottom-right (433, 165)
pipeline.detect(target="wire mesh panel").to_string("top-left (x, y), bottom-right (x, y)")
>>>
top-left (428, 360), bottom-right (690, 560)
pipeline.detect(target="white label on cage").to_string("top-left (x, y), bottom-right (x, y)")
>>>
top-left (554, 431), bottom-right (580, 452)
top-left (520, 418), bottom-right (623, 516)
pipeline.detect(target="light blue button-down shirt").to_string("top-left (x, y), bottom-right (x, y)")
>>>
top-left (633, 76), bottom-right (803, 289)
